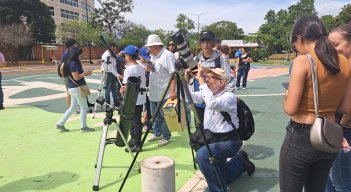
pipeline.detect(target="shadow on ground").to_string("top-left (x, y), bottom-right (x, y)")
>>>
top-left (241, 144), bottom-right (275, 160)
top-left (0, 172), bottom-right (78, 192)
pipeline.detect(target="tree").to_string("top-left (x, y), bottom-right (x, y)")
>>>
top-left (118, 22), bottom-right (151, 48)
top-left (334, 4), bottom-right (351, 26)
top-left (203, 21), bottom-right (244, 40)
top-left (93, 0), bottom-right (134, 34)
top-left (258, 0), bottom-right (317, 54)
top-left (152, 28), bottom-right (174, 44)
top-left (57, 20), bottom-right (103, 46)
top-left (0, 0), bottom-right (55, 43)
top-left (174, 14), bottom-right (195, 37)
top-left (320, 15), bottom-right (336, 31)
top-left (0, 22), bottom-right (35, 65)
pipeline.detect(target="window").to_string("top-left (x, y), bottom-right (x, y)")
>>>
top-left (81, 2), bottom-right (92, 12)
top-left (60, 0), bottom-right (78, 7)
top-left (60, 9), bottom-right (79, 20)
top-left (49, 6), bottom-right (54, 16)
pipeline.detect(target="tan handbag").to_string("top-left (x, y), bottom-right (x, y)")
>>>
top-left (307, 54), bottom-right (343, 153)
top-left (69, 76), bottom-right (91, 97)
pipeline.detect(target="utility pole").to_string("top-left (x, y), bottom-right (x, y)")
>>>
top-left (86, 0), bottom-right (93, 64)
top-left (189, 12), bottom-right (208, 33)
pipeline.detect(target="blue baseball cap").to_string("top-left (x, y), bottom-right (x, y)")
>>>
top-left (123, 45), bottom-right (138, 56)
top-left (139, 47), bottom-right (151, 60)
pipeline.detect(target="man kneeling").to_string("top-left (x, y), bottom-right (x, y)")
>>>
top-left (187, 65), bottom-right (255, 192)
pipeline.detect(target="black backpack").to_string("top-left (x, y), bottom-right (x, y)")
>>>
top-left (220, 98), bottom-right (255, 141)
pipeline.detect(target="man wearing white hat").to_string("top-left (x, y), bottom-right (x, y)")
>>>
top-left (145, 34), bottom-right (176, 147)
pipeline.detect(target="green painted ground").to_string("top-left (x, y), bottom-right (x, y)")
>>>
top-left (1, 69), bottom-right (290, 192)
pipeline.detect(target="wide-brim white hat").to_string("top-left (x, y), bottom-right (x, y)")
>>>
top-left (145, 34), bottom-right (164, 47)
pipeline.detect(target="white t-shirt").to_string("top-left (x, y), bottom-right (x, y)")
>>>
top-left (122, 64), bottom-right (146, 105)
top-left (149, 47), bottom-right (176, 102)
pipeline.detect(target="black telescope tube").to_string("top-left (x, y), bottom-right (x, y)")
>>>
top-left (115, 76), bottom-right (141, 147)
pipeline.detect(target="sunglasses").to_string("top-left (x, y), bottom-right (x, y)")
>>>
top-left (168, 43), bottom-right (175, 46)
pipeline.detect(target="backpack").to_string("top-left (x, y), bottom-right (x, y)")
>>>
top-left (220, 98), bottom-right (255, 141)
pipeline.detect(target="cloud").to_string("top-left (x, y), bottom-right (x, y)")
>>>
top-left (96, 0), bottom-right (349, 34)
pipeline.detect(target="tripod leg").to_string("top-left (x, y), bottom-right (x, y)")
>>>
top-left (177, 73), bottom-right (197, 169)
top-left (115, 124), bottom-right (140, 170)
top-left (118, 72), bottom-right (177, 192)
top-left (92, 124), bottom-right (109, 191)
top-left (178, 70), bottom-right (226, 191)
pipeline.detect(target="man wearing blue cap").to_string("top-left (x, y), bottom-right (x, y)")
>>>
top-left (120, 45), bottom-right (146, 152)
top-left (138, 47), bottom-right (151, 126)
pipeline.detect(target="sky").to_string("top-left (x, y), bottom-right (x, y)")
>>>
top-left (95, 0), bottom-right (350, 34)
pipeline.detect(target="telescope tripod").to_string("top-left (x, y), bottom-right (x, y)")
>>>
top-left (118, 69), bottom-right (227, 192)
top-left (92, 107), bottom-right (141, 191)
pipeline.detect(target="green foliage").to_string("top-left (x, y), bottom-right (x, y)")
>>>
top-left (334, 4), bottom-right (351, 26)
top-left (93, 0), bottom-right (134, 33)
top-left (258, 0), bottom-right (317, 54)
top-left (203, 21), bottom-right (244, 40)
top-left (249, 49), bottom-right (270, 62)
top-left (118, 23), bottom-right (151, 48)
top-left (321, 15), bottom-right (336, 31)
top-left (153, 29), bottom-right (174, 44)
top-left (0, 0), bottom-right (55, 43)
top-left (174, 14), bottom-right (195, 37)
top-left (57, 20), bottom-right (103, 45)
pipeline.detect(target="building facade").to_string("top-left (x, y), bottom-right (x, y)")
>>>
top-left (41, 0), bottom-right (94, 25)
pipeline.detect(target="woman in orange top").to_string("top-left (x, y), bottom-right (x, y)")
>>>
top-left (279, 16), bottom-right (351, 192)
top-left (326, 23), bottom-right (351, 192)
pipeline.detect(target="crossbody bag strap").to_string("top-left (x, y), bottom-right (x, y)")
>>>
top-left (306, 53), bottom-right (319, 118)
top-left (68, 75), bottom-right (80, 87)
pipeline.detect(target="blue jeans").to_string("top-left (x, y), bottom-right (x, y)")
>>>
top-left (196, 138), bottom-right (246, 192)
top-left (58, 87), bottom-right (88, 128)
top-left (0, 71), bottom-right (3, 106)
top-left (236, 67), bottom-right (250, 88)
top-left (326, 129), bottom-right (351, 192)
top-left (280, 121), bottom-right (337, 192)
top-left (150, 101), bottom-right (171, 140)
top-left (105, 73), bottom-right (118, 105)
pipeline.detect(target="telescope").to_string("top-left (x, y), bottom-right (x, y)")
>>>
top-left (115, 76), bottom-right (141, 147)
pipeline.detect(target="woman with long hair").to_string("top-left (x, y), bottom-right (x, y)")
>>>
top-left (326, 22), bottom-right (351, 192)
top-left (56, 47), bottom-right (95, 132)
top-left (280, 16), bottom-right (351, 192)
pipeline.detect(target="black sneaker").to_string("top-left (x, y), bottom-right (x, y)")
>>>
top-left (238, 150), bottom-right (255, 176)
top-left (56, 124), bottom-right (69, 132)
top-left (87, 103), bottom-right (95, 107)
top-left (127, 138), bottom-right (135, 147)
top-left (125, 145), bottom-right (142, 153)
top-left (0, 106), bottom-right (4, 110)
top-left (80, 127), bottom-right (95, 132)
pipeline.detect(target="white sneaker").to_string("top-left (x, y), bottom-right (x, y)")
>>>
top-left (148, 135), bottom-right (162, 142)
top-left (242, 87), bottom-right (246, 90)
top-left (158, 139), bottom-right (171, 147)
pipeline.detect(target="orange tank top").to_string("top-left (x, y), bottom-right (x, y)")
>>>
top-left (297, 52), bottom-right (350, 117)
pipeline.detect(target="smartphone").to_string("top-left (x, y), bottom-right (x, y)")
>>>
top-left (282, 82), bottom-right (289, 90)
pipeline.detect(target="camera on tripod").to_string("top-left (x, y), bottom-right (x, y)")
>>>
top-left (170, 30), bottom-right (197, 69)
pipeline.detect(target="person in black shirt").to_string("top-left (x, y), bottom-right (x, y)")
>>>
top-left (235, 47), bottom-right (252, 90)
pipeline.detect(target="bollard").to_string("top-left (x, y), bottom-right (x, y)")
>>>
top-left (141, 156), bottom-right (175, 192)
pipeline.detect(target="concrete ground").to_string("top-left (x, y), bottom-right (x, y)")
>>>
top-left (0, 62), bottom-right (289, 192)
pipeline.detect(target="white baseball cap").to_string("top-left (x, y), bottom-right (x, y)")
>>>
top-left (145, 34), bottom-right (164, 47)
